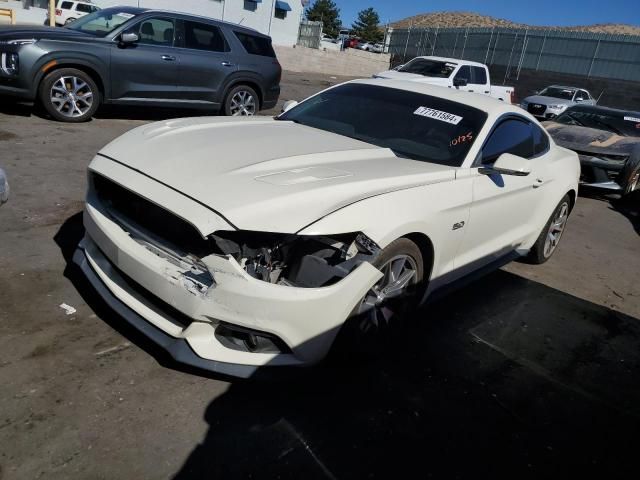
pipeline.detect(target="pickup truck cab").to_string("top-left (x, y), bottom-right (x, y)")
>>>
top-left (374, 56), bottom-right (515, 104)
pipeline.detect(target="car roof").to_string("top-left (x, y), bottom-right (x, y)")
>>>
top-left (100, 6), bottom-right (148, 15)
top-left (546, 85), bottom-right (581, 91)
top-left (567, 104), bottom-right (640, 116)
top-left (352, 78), bottom-right (520, 115)
top-left (414, 56), bottom-right (486, 68)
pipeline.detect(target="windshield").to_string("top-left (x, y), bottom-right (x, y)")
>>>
top-left (538, 87), bottom-right (576, 100)
top-left (398, 59), bottom-right (456, 78)
top-left (65, 9), bottom-right (138, 37)
top-left (555, 107), bottom-right (640, 137)
top-left (277, 83), bottom-right (488, 167)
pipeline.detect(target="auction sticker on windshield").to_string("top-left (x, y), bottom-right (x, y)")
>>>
top-left (414, 106), bottom-right (463, 125)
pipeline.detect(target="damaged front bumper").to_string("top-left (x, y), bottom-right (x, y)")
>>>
top-left (75, 199), bottom-right (383, 377)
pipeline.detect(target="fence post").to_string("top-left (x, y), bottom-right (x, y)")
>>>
top-left (516, 29), bottom-right (529, 80)
top-left (503, 32), bottom-right (518, 85)
top-left (461, 28), bottom-right (469, 59)
top-left (587, 39), bottom-right (601, 77)
top-left (484, 28), bottom-right (494, 64)
top-left (536, 30), bottom-right (548, 71)
top-left (490, 31), bottom-right (500, 65)
top-left (432, 26), bottom-right (438, 55)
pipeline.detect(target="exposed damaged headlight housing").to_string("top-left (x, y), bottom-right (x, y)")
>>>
top-left (0, 53), bottom-right (19, 76)
top-left (209, 231), bottom-right (380, 288)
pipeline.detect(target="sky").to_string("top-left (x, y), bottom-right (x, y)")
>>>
top-left (336, 0), bottom-right (640, 28)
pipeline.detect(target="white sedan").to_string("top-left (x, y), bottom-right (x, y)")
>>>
top-left (75, 79), bottom-right (579, 377)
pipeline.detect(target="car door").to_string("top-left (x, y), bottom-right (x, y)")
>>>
top-left (109, 16), bottom-right (180, 101)
top-left (453, 65), bottom-right (472, 92)
top-left (470, 66), bottom-right (491, 96)
top-left (455, 117), bottom-right (553, 270)
top-left (173, 19), bottom-right (235, 103)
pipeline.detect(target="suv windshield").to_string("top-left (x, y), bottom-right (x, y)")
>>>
top-left (65, 9), bottom-right (138, 37)
top-left (538, 87), bottom-right (576, 100)
top-left (398, 59), bottom-right (456, 78)
top-left (278, 83), bottom-right (487, 167)
top-left (555, 107), bottom-right (640, 137)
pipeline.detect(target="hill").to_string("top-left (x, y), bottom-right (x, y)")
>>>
top-left (390, 11), bottom-right (640, 36)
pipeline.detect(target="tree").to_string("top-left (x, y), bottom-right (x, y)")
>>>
top-left (306, 0), bottom-right (341, 38)
top-left (351, 7), bottom-right (384, 42)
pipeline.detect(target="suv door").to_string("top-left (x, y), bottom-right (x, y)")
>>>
top-left (453, 65), bottom-right (472, 92)
top-left (174, 20), bottom-right (235, 104)
top-left (110, 16), bottom-right (180, 101)
top-left (455, 118), bottom-right (552, 270)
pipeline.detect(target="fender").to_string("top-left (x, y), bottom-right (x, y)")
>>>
top-left (218, 70), bottom-right (266, 105)
top-left (30, 51), bottom-right (110, 99)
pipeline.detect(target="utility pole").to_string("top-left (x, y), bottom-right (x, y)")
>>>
top-left (49, 0), bottom-right (55, 27)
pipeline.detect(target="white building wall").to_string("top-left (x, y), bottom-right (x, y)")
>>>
top-left (93, 0), bottom-right (303, 46)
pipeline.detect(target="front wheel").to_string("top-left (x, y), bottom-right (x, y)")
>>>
top-left (39, 68), bottom-right (100, 123)
top-left (334, 238), bottom-right (424, 355)
top-left (223, 85), bottom-right (259, 116)
top-left (526, 194), bottom-right (571, 264)
top-left (621, 155), bottom-right (640, 196)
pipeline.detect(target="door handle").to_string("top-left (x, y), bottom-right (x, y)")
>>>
top-left (533, 178), bottom-right (545, 188)
top-left (221, 61), bottom-right (235, 67)
top-left (161, 55), bottom-right (176, 61)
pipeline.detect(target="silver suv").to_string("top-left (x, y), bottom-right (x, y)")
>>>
top-left (521, 85), bottom-right (597, 120)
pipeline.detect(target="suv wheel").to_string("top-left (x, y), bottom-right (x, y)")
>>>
top-left (224, 85), bottom-right (259, 116)
top-left (39, 68), bottom-right (100, 123)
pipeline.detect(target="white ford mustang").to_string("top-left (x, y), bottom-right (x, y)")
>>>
top-left (75, 79), bottom-right (579, 377)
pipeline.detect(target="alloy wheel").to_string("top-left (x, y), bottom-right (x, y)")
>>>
top-left (229, 90), bottom-right (256, 116)
top-left (543, 201), bottom-right (569, 258)
top-left (49, 76), bottom-right (94, 119)
top-left (355, 254), bottom-right (418, 337)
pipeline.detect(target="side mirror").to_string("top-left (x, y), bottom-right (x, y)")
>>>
top-left (281, 100), bottom-right (298, 113)
top-left (479, 153), bottom-right (531, 176)
top-left (393, 64), bottom-right (404, 71)
top-left (453, 77), bottom-right (468, 88)
top-left (120, 32), bottom-right (139, 45)
top-left (575, 97), bottom-right (585, 102)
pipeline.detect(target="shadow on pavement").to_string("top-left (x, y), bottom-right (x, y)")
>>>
top-left (54, 213), bottom-right (640, 479)
top-left (611, 190), bottom-right (640, 235)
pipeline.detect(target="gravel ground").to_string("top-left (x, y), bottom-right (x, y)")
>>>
top-left (0, 71), bottom-right (639, 479)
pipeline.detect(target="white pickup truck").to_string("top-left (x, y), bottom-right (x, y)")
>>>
top-left (375, 56), bottom-right (515, 104)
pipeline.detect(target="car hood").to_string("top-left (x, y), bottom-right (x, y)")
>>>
top-left (374, 70), bottom-right (450, 86)
top-left (97, 117), bottom-right (457, 234)
top-left (524, 95), bottom-right (574, 106)
top-left (543, 122), bottom-right (640, 155)
top-left (0, 25), bottom-right (92, 41)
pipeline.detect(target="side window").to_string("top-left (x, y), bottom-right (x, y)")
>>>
top-left (471, 66), bottom-right (488, 85)
top-left (60, 1), bottom-right (74, 10)
top-left (532, 124), bottom-right (550, 155)
top-left (577, 90), bottom-right (589, 101)
top-left (132, 18), bottom-right (175, 46)
top-left (75, 4), bottom-right (92, 14)
top-left (184, 21), bottom-right (229, 52)
top-left (482, 119), bottom-right (534, 164)
top-left (234, 31), bottom-right (276, 57)
top-left (455, 65), bottom-right (471, 82)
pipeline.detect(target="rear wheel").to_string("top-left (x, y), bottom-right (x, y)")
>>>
top-left (526, 194), bottom-right (571, 264)
top-left (39, 68), bottom-right (100, 123)
top-left (223, 85), bottom-right (259, 116)
top-left (621, 154), bottom-right (640, 196)
top-left (335, 238), bottom-right (424, 355)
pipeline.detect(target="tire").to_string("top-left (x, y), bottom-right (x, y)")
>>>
top-left (223, 85), bottom-right (259, 116)
top-left (64, 18), bottom-right (76, 25)
top-left (39, 68), bottom-right (100, 123)
top-left (333, 238), bottom-right (424, 356)
top-left (620, 151), bottom-right (640, 196)
top-left (526, 194), bottom-right (571, 264)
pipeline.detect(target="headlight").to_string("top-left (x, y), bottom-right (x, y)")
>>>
top-left (0, 53), bottom-right (19, 75)
top-left (520, 101), bottom-right (528, 108)
top-left (208, 231), bottom-right (380, 288)
top-left (549, 104), bottom-right (568, 110)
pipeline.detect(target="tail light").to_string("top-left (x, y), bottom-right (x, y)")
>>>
top-left (510, 90), bottom-right (515, 104)
top-left (55, 9), bottom-right (62, 16)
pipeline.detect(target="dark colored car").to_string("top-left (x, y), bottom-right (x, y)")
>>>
top-left (0, 7), bottom-right (281, 122)
top-left (544, 105), bottom-right (640, 196)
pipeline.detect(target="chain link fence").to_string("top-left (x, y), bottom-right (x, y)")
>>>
top-left (388, 27), bottom-right (640, 84)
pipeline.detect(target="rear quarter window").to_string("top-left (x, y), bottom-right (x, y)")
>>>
top-left (234, 31), bottom-right (275, 57)
top-left (60, 1), bottom-right (74, 10)
top-left (184, 21), bottom-right (229, 52)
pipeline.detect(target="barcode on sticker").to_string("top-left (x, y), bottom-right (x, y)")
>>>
top-left (414, 107), bottom-right (462, 125)
top-left (624, 116), bottom-right (640, 123)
